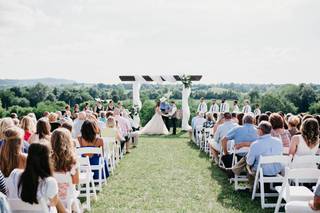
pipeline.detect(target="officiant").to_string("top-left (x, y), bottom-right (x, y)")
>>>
top-left (160, 97), bottom-right (170, 130)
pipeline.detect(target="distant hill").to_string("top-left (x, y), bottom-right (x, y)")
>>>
top-left (0, 78), bottom-right (77, 87)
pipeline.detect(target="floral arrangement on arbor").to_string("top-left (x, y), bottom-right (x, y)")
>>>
top-left (181, 75), bottom-right (192, 88)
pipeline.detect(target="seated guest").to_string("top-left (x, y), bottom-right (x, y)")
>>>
top-left (210, 112), bottom-right (238, 163)
top-left (0, 170), bottom-right (7, 195)
top-left (288, 115), bottom-right (301, 136)
top-left (231, 113), bottom-right (238, 123)
top-left (72, 111), bottom-right (86, 138)
top-left (51, 128), bottom-right (80, 210)
top-left (245, 121), bottom-right (283, 185)
top-left (221, 114), bottom-right (258, 167)
top-left (114, 108), bottom-right (132, 153)
top-left (49, 113), bottom-right (61, 132)
top-left (289, 118), bottom-right (319, 156)
top-left (270, 113), bottom-right (291, 147)
top-left (99, 111), bottom-right (107, 123)
top-left (61, 121), bottom-right (80, 148)
top-left (102, 117), bottom-right (124, 142)
top-left (212, 113), bottom-right (225, 135)
top-left (78, 120), bottom-right (109, 179)
top-left (203, 113), bottom-right (215, 128)
top-left (258, 113), bottom-right (269, 125)
top-left (0, 127), bottom-right (27, 177)
top-left (20, 116), bottom-right (35, 142)
top-left (28, 118), bottom-right (51, 149)
top-left (6, 143), bottom-right (66, 213)
top-left (236, 113), bottom-right (245, 126)
top-left (0, 118), bottom-right (29, 153)
top-left (0, 118), bottom-right (15, 144)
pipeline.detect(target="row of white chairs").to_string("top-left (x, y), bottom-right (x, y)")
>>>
top-left (192, 125), bottom-right (320, 213)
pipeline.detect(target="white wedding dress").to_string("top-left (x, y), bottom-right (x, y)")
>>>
top-left (140, 107), bottom-right (169, 135)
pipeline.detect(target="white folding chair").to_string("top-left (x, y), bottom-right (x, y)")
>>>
top-left (217, 140), bottom-right (234, 169)
top-left (103, 137), bottom-right (116, 174)
top-left (231, 145), bottom-right (250, 190)
top-left (251, 155), bottom-right (291, 209)
top-left (195, 125), bottom-right (204, 148)
top-left (291, 155), bottom-right (320, 185)
top-left (274, 167), bottom-right (320, 213)
top-left (285, 201), bottom-right (320, 213)
top-left (76, 147), bottom-right (107, 191)
top-left (8, 198), bottom-right (50, 213)
top-left (54, 172), bottom-right (80, 213)
top-left (77, 156), bottom-right (97, 211)
top-left (203, 128), bottom-right (213, 154)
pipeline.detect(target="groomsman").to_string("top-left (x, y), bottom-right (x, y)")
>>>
top-left (242, 100), bottom-right (252, 113)
top-left (220, 98), bottom-right (229, 113)
top-left (233, 100), bottom-right (240, 113)
top-left (254, 104), bottom-right (261, 116)
top-left (197, 97), bottom-right (208, 114)
top-left (209, 99), bottom-right (220, 113)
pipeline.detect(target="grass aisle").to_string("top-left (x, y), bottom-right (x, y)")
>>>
top-left (92, 133), bottom-right (272, 213)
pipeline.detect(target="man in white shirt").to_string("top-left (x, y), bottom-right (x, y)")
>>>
top-left (242, 100), bottom-right (252, 113)
top-left (197, 97), bottom-right (208, 114)
top-left (210, 112), bottom-right (238, 163)
top-left (233, 100), bottom-right (240, 113)
top-left (254, 104), bottom-right (261, 116)
top-left (220, 98), bottom-right (230, 113)
top-left (209, 99), bottom-right (220, 113)
top-left (168, 101), bottom-right (178, 135)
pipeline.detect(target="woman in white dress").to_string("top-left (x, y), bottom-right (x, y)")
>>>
top-left (140, 101), bottom-right (169, 135)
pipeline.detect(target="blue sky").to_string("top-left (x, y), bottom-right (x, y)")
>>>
top-left (0, 0), bottom-right (319, 84)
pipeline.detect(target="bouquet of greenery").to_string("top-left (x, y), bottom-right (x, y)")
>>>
top-left (181, 75), bottom-right (192, 88)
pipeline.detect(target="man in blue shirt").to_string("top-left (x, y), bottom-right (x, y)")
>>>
top-left (246, 121), bottom-right (283, 178)
top-left (222, 113), bottom-right (258, 157)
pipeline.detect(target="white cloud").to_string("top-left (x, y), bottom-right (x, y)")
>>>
top-left (0, 0), bottom-right (319, 84)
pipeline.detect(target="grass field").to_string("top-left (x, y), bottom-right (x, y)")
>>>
top-left (91, 132), bottom-right (273, 213)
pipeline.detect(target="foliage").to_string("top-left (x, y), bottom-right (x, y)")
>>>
top-left (139, 100), bottom-right (156, 126)
top-left (260, 93), bottom-right (297, 114)
top-left (34, 101), bottom-right (67, 118)
top-left (309, 102), bottom-right (320, 114)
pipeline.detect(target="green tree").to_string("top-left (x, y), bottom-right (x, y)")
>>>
top-left (309, 102), bottom-right (320, 114)
top-left (28, 83), bottom-right (50, 106)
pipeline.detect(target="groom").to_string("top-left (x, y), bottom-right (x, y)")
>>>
top-left (160, 97), bottom-right (170, 130)
top-left (168, 101), bottom-right (177, 135)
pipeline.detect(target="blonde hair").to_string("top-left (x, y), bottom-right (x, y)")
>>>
top-left (51, 128), bottom-right (77, 172)
top-left (20, 116), bottom-right (35, 132)
top-left (0, 118), bottom-right (15, 140)
top-left (48, 113), bottom-right (58, 123)
top-left (288, 116), bottom-right (300, 128)
top-left (107, 116), bottom-right (116, 128)
top-left (0, 126), bottom-right (24, 177)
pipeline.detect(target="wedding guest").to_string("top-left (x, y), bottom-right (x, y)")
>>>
top-left (10, 113), bottom-right (18, 119)
top-left (254, 104), bottom-right (261, 116)
top-left (6, 143), bottom-right (67, 213)
top-left (107, 100), bottom-right (115, 111)
top-left (211, 112), bottom-right (238, 163)
top-left (236, 113), bottom-right (245, 126)
top-left (72, 111), bottom-right (86, 138)
top-left (221, 114), bottom-right (258, 167)
top-left (43, 111), bottom-right (50, 119)
top-left (49, 113), bottom-right (61, 132)
top-left (289, 118), bottom-right (319, 156)
top-left (258, 113), bottom-right (269, 125)
top-left (114, 108), bottom-right (132, 153)
top-left (51, 128), bottom-right (79, 209)
top-left (102, 117), bottom-right (124, 142)
top-left (203, 113), bottom-right (215, 128)
top-left (243, 121), bottom-right (283, 185)
top-left (94, 100), bottom-right (104, 114)
top-left (99, 111), bottom-right (107, 123)
top-left (20, 116), bottom-right (35, 142)
top-left (233, 100), bottom-right (240, 113)
top-left (12, 118), bottom-right (20, 126)
top-left (288, 115), bottom-right (301, 136)
top-left (0, 170), bottom-right (6, 195)
top-left (117, 101), bottom-right (124, 112)
top-left (72, 104), bottom-right (80, 119)
top-left (242, 100), bottom-right (252, 113)
top-left (83, 102), bottom-right (90, 111)
top-left (269, 113), bottom-right (291, 147)
top-left (78, 120), bottom-right (109, 179)
top-left (197, 97), bottom-right (208, 114)
top-left (213, 113), bottom-right (225, 134)
top-left (220, 98), bottom-right (229, 113)
top-left (28, 118), bottom-right (51, 149)
top-left (0, 127), bottom-right (27, 177)
top-left (231, 113), bottom-right (238, 123)
top-left (209, 99), bottom-right (220, 113)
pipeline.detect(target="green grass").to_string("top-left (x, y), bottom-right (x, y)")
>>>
top-left (91, 133), bottom-right (273, 213)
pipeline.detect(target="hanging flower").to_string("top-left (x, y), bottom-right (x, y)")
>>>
top-left (181, 75), bottom-right (192, 88)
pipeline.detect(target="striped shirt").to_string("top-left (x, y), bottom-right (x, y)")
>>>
top-left (0, 170), bottom-right (7, 195)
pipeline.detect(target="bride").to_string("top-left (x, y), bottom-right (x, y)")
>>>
top-left (140, 101), bottom-right (169, 135)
